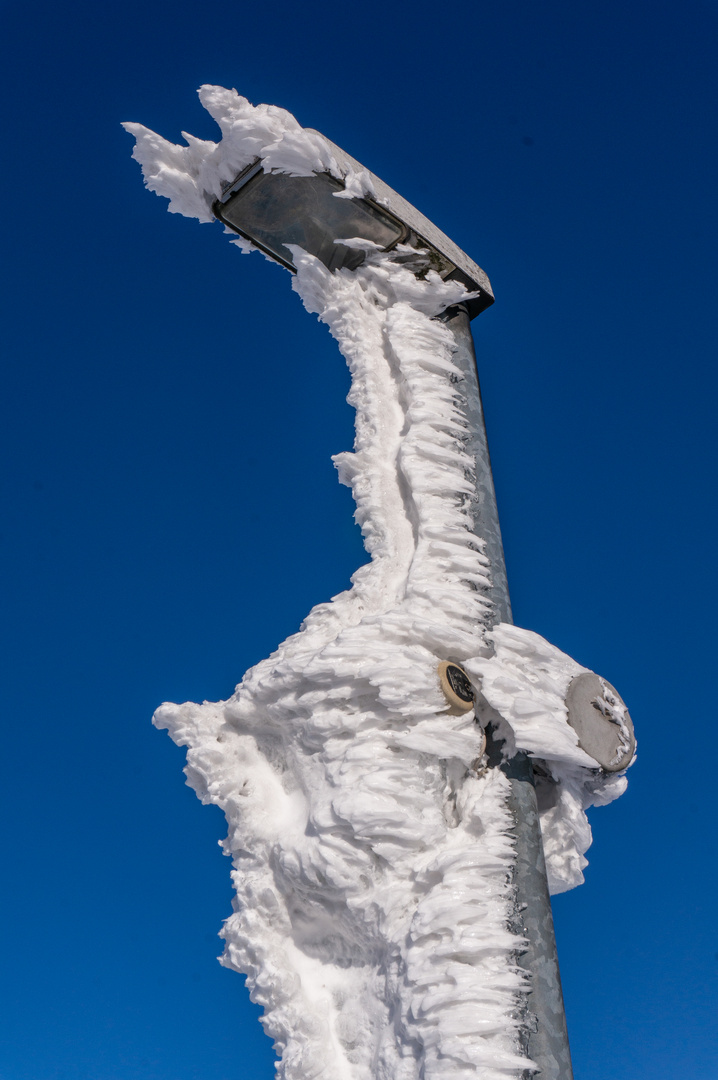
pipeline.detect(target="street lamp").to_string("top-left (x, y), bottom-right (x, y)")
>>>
top-left (213, 138), bottom-right (571, 1077)
top-left (126, 91), bottom-right (635, 1080)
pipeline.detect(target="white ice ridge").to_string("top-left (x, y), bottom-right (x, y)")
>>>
top-left (126, 87), bottom-right (632, 1080)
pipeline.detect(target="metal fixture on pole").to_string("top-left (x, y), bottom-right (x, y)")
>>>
top-left (212, 138), bottom-right (574, 1078)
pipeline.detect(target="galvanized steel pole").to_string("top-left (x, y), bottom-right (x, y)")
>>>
top-left (442, 304), bottom-right (574, 1080)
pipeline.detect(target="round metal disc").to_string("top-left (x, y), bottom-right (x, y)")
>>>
top-left (438, 661), bottom-right (475, 714)
top-left (565, 672), bottom-right (635, 772)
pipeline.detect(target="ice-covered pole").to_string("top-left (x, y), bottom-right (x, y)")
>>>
top-left (443, 305), bottom-right (573, 1078)
top-left (124, 87), bottom-right (635, 1080)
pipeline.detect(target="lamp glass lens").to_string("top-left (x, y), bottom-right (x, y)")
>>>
top-left (218, 170), bottom-right (404, 271)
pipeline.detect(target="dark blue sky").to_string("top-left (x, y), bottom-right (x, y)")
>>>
top-left (2, 2), bottom-right (717, 1078)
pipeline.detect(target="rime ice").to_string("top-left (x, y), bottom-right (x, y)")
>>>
top-left (125, 87), bottom-right (633, 1080)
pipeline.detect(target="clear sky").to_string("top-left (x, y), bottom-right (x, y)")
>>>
top-left (2, 2), bottom-right (717, 1078)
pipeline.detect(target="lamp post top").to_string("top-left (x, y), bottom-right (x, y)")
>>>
top-left (212, 129), bottom-right (495, 319)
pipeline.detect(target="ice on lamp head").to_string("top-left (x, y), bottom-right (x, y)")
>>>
top-left (124, 84), bottom-right (495, 314)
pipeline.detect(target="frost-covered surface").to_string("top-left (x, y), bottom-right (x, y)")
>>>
top-left (465, 626), bottom-right (629, 894)
top-left (123, 85), bottom-right (377, 226)
top-left (126, 87), bottom-right (632, 1079)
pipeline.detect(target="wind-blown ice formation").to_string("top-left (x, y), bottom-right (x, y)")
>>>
top-left (126, 87), bottom-right (632, 1080)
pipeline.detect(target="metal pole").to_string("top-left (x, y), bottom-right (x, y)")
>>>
top-left (441, 304), bottom-right (574, 1080)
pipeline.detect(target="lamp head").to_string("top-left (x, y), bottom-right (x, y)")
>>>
top-left (213, 134), bottom-right (495, 319)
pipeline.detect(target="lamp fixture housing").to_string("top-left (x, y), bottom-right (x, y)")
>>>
top-left (213, 134), bottom-right (495, 319)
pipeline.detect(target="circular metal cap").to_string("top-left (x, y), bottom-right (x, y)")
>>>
top-left (565, 673), bottom-right (636, 772)
top-left (438, 661), bottom-right (475, 714)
